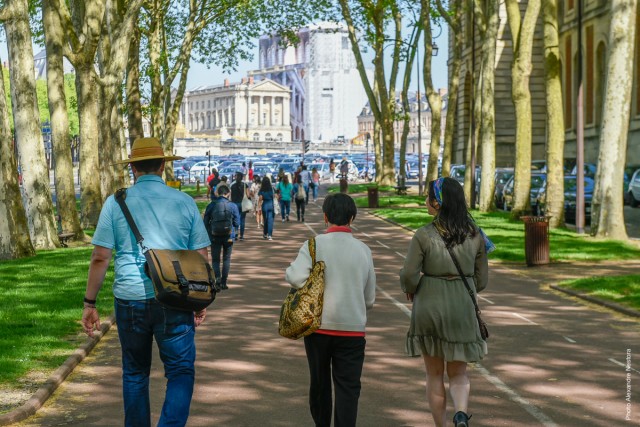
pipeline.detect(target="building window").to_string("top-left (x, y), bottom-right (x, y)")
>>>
top-left (265, 133), bottom-right (272, 141)
top-left (564, 36), bottom-right (573, 130)
top-left (586, 26), bottom-right (594, 125)
top-left (208, 100), bottom-right (211, 108)
top-left (277, 133), bottom-right (283, 141)
top-left (342, 37), bottom-right (349, 50)
top-left (567, 0), bottom-right (574, 11)
top-left (253, 132), bottom-right (260, 141)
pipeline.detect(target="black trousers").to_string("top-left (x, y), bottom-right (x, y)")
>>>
top-left (304, 334), bottom-right (366, 427)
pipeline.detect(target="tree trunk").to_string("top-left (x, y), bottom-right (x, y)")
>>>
top-left (476, 0), bottom-right (500, 212)
top-left (591, 0), bottom-right (637, 239)
top-left (542, 0), bottom-right (565, 228)
top-left (438, 0), bottom-right (462, 178)
top-left (75, 65), bottom-right (103, 228)
top-left (507, 0), bottom-right (541, 219)
top-left (0, 59), bottom-right (34, 259)
top-left (374, 120), bottom-right (382, 183)
top-left (43, 0), bottom-right (85, 240)
top-left (4, 1), bottom-right (59, 249)
top-left (126, 25), bottom-right (144, 145)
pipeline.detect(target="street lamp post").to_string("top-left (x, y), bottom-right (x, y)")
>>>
top-left (365, 132), bottom-right (371, 181)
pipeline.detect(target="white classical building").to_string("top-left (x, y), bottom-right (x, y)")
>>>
top-left (251, 22), bottom-right (372, 143)
top-left (178, 77), bottom-right (292, 142)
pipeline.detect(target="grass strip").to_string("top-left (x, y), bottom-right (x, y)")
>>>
top-left (0, 247), bottom-right (114, 386)
top-left (556, 275), bottom-right (640, 312)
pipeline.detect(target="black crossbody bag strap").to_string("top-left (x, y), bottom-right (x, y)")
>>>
top-left (440, 235), bottom-right (481, 315)
top-left (114, 188), bottom-right (149, 254)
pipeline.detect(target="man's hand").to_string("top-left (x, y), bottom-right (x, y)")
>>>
top-left (194, 309), bottom-right (206, 327)
top-left (405, 293), bottom-right (414, 302)
top-left (82, 307), bottom-right (101, 337)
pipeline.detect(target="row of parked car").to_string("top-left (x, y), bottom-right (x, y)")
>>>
top-left (447, 162), bottom-right (640, 225)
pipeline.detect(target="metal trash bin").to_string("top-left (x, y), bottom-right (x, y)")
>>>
top-left (522, 216), bottom-right (549, 266)
top-left (367, 186), bottom-right (379, 208)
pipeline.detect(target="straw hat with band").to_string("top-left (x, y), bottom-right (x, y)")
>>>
top-left (114, 137), bottom-right (183, 165)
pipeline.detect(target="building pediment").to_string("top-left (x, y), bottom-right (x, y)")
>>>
top-left (250, 79), bottom-right (290, 93)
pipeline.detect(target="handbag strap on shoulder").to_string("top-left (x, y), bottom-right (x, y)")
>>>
top-left (439, 234), bottom-right (481, 314)
top-left (308, 237), bottom-right (316, 265)
top-left (114, 188), bottom-right (148, 253)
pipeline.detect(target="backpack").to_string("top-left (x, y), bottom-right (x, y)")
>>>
top-left (296, 184), bottom-right (306, 200)
top-left (209, 200), bottom-right (233, 236)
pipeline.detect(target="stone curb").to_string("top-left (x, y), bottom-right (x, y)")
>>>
top-left (549, 285), bottom-right (640, 318)
top-left (0, 316), bottom-right (115, 426)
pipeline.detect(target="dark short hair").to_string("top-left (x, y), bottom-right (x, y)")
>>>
top-left (322, 193), bottom-right (357, 226)
top-left (131, 158), bottom-right (163, 173)
top-left (216, 184), bottom-right (230, 196)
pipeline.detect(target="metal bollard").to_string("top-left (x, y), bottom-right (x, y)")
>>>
top-left (367, 186), bottom-right (379, 208)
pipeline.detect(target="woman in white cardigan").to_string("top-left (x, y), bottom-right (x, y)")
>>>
top-left (285, 193), bottom-right (376, 427)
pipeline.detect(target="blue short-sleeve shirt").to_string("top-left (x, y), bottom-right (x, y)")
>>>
top-left (92, 175), bottom-right (210, 300)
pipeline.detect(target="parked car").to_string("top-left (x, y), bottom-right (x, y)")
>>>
top-left (564, 176), bottom-right (595, 224)
top-left (494, 168), bottom-right (514, 208)
top-left (502, 172), bottom-right (546, 214)
top-left (189, 160), bottom-right (220, 181)
top-left (626, 168), bottom-right (640, 207)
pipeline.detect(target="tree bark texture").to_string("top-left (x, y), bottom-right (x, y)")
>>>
top-left (591, 0), bottom-right (637, 239)
top-left (507, 0), bottom-right (541, 219)
top-left (0, 59), bottom-right (34, 259)
top-left (43, 0), bottom-right (85, 240)
top-left (126, 25), bottom-right (144, 145)
top-left (75, 65), bottom-right (103, 228)
top-left (542, 0), bottom-right (565, 227)
top-left (437, 0), bottom-right (462, 178)
top-left (475, 0), bottom-right (500, 212)
top-left (4, 0), bottom-right (59, 249)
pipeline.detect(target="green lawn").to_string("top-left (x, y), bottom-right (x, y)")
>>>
top-left (557, 275), bottom-right (640, 312)
top-left (0, 247), bottom-right (114, 386)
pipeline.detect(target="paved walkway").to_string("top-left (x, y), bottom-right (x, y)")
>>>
top-left (8, 188), bottom-right (640, 426)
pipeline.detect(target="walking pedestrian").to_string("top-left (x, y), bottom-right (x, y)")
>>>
top-left (310, 167), bottom-right (320, 202)
top-left (207, 168), bottom-right (220, 200)
top-left (81, 137), bottom-right (211, 427)
top-left (230, 172), bottom-right (250, 241)
top-left (250, 176), bottom-right (263, 228)
top-left (329, 158), bottom-right (336, 183)
top-left (300, 165), bottom-right (312, 204)
top-left (285, 192), bottom-right (376, 427)
top-left (248, 161), bottom-right (254, 183)
top-left (258, 176), bottom-right (275, 240)
top-left (203, 184), bottom-right (240, 291)
top-left (399, 177), bottom-right (489, 427)
top-left (276, 174), bottom-right (293, 222)
top-left (339, 157), bottom-right (349, 180)
top-left (293, 175), bottom-right (306, 222)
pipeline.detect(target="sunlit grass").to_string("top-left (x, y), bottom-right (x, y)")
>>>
top-left (557, 275), bottom-right (640, 311)
top-left (327, 183), bottom-right (394, 194)
top-left (0, 247), bottom-right (114, 387)
top-left (370, 207), bottom-right (640, 262)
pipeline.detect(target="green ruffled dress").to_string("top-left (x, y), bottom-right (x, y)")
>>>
top-left (400, 223), bottom-right (488, 362)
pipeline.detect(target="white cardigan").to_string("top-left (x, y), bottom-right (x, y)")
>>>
top-left (285, 231), bottom-right (376, 332)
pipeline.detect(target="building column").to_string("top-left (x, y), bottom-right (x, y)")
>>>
top-left (270, 96), bottom-right (275, 127)
top-left (259, 96), bottom-right (264, 125)
top-left (283, 97), bottom-right (290, 126)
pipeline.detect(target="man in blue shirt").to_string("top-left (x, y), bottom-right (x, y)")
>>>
top-left (81, 137), bottom-right (210, 427)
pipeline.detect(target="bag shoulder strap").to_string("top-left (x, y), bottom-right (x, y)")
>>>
top-left (114, 188), bottom-right (147, 252)
top-left (439, 234), bottom-right (481, 314)
top-left (307, 237), bottom-right (316, 265)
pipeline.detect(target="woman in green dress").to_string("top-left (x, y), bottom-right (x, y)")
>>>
top-left (400, 177), bottom-right (490, 427)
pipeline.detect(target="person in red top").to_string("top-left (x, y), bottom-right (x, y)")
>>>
top-left (206, 168), bottom-right (219, 199)
top-left (248, 161), bottom-right (254, 183)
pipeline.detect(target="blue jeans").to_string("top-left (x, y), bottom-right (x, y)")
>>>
top-left (115, 297), bottom-right (196, 427)
top-left (311, 182), bottom-right (319, 200)
top-left (211, 237), bottom-right (233, 286)
top-left (280, 199), bottom-right (291, 219)
top-left (262, 200), bottom-right (274, 236)
top-left (233, 202), bottom-right (247, 238)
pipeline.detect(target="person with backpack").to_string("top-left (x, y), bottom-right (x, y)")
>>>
top-left (230, 172), bottom-right (250, 241)
top-left (300, 165), bottom-right (312, 204)
top-left (203, 184), bottom-right (240, 291)
top-left (293, 174), bottom-right (306, 222)
top-left (258, 176), bottom-right (276, 240)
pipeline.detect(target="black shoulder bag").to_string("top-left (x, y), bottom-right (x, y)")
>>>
top-left (441, 236), bottom-right (489, 341)
top-left (114, 189), bottom-right (216, 312)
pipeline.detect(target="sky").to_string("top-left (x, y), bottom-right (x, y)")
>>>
top-left (185, 25), bottom-right (450, 93)
top-left (1, 23), bottom-right (449, 95)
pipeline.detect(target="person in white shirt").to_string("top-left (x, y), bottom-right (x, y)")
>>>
top-left (285, 193), bottom-right (376, 427)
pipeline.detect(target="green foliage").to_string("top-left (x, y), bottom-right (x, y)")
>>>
top-left (0, 247), bottom-right (114, 385)
top-left (36, 79), bottom-right (50, 124)
top-left (64, 74), bottom-right (80, 136)
top-left (558, 275), bottom-right (640, 311)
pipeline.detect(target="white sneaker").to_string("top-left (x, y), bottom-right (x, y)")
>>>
top-left (268, 235), bottom-right (272, 240)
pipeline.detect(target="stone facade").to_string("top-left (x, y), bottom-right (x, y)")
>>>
top-left (452, 0), bottom-right (640, 168)
top-left (357, 90), bottom-right (447, 156)
top-left (559, 0), bottom-right (640, 165)
top-left (178, 78), bottom-right (291, 142)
